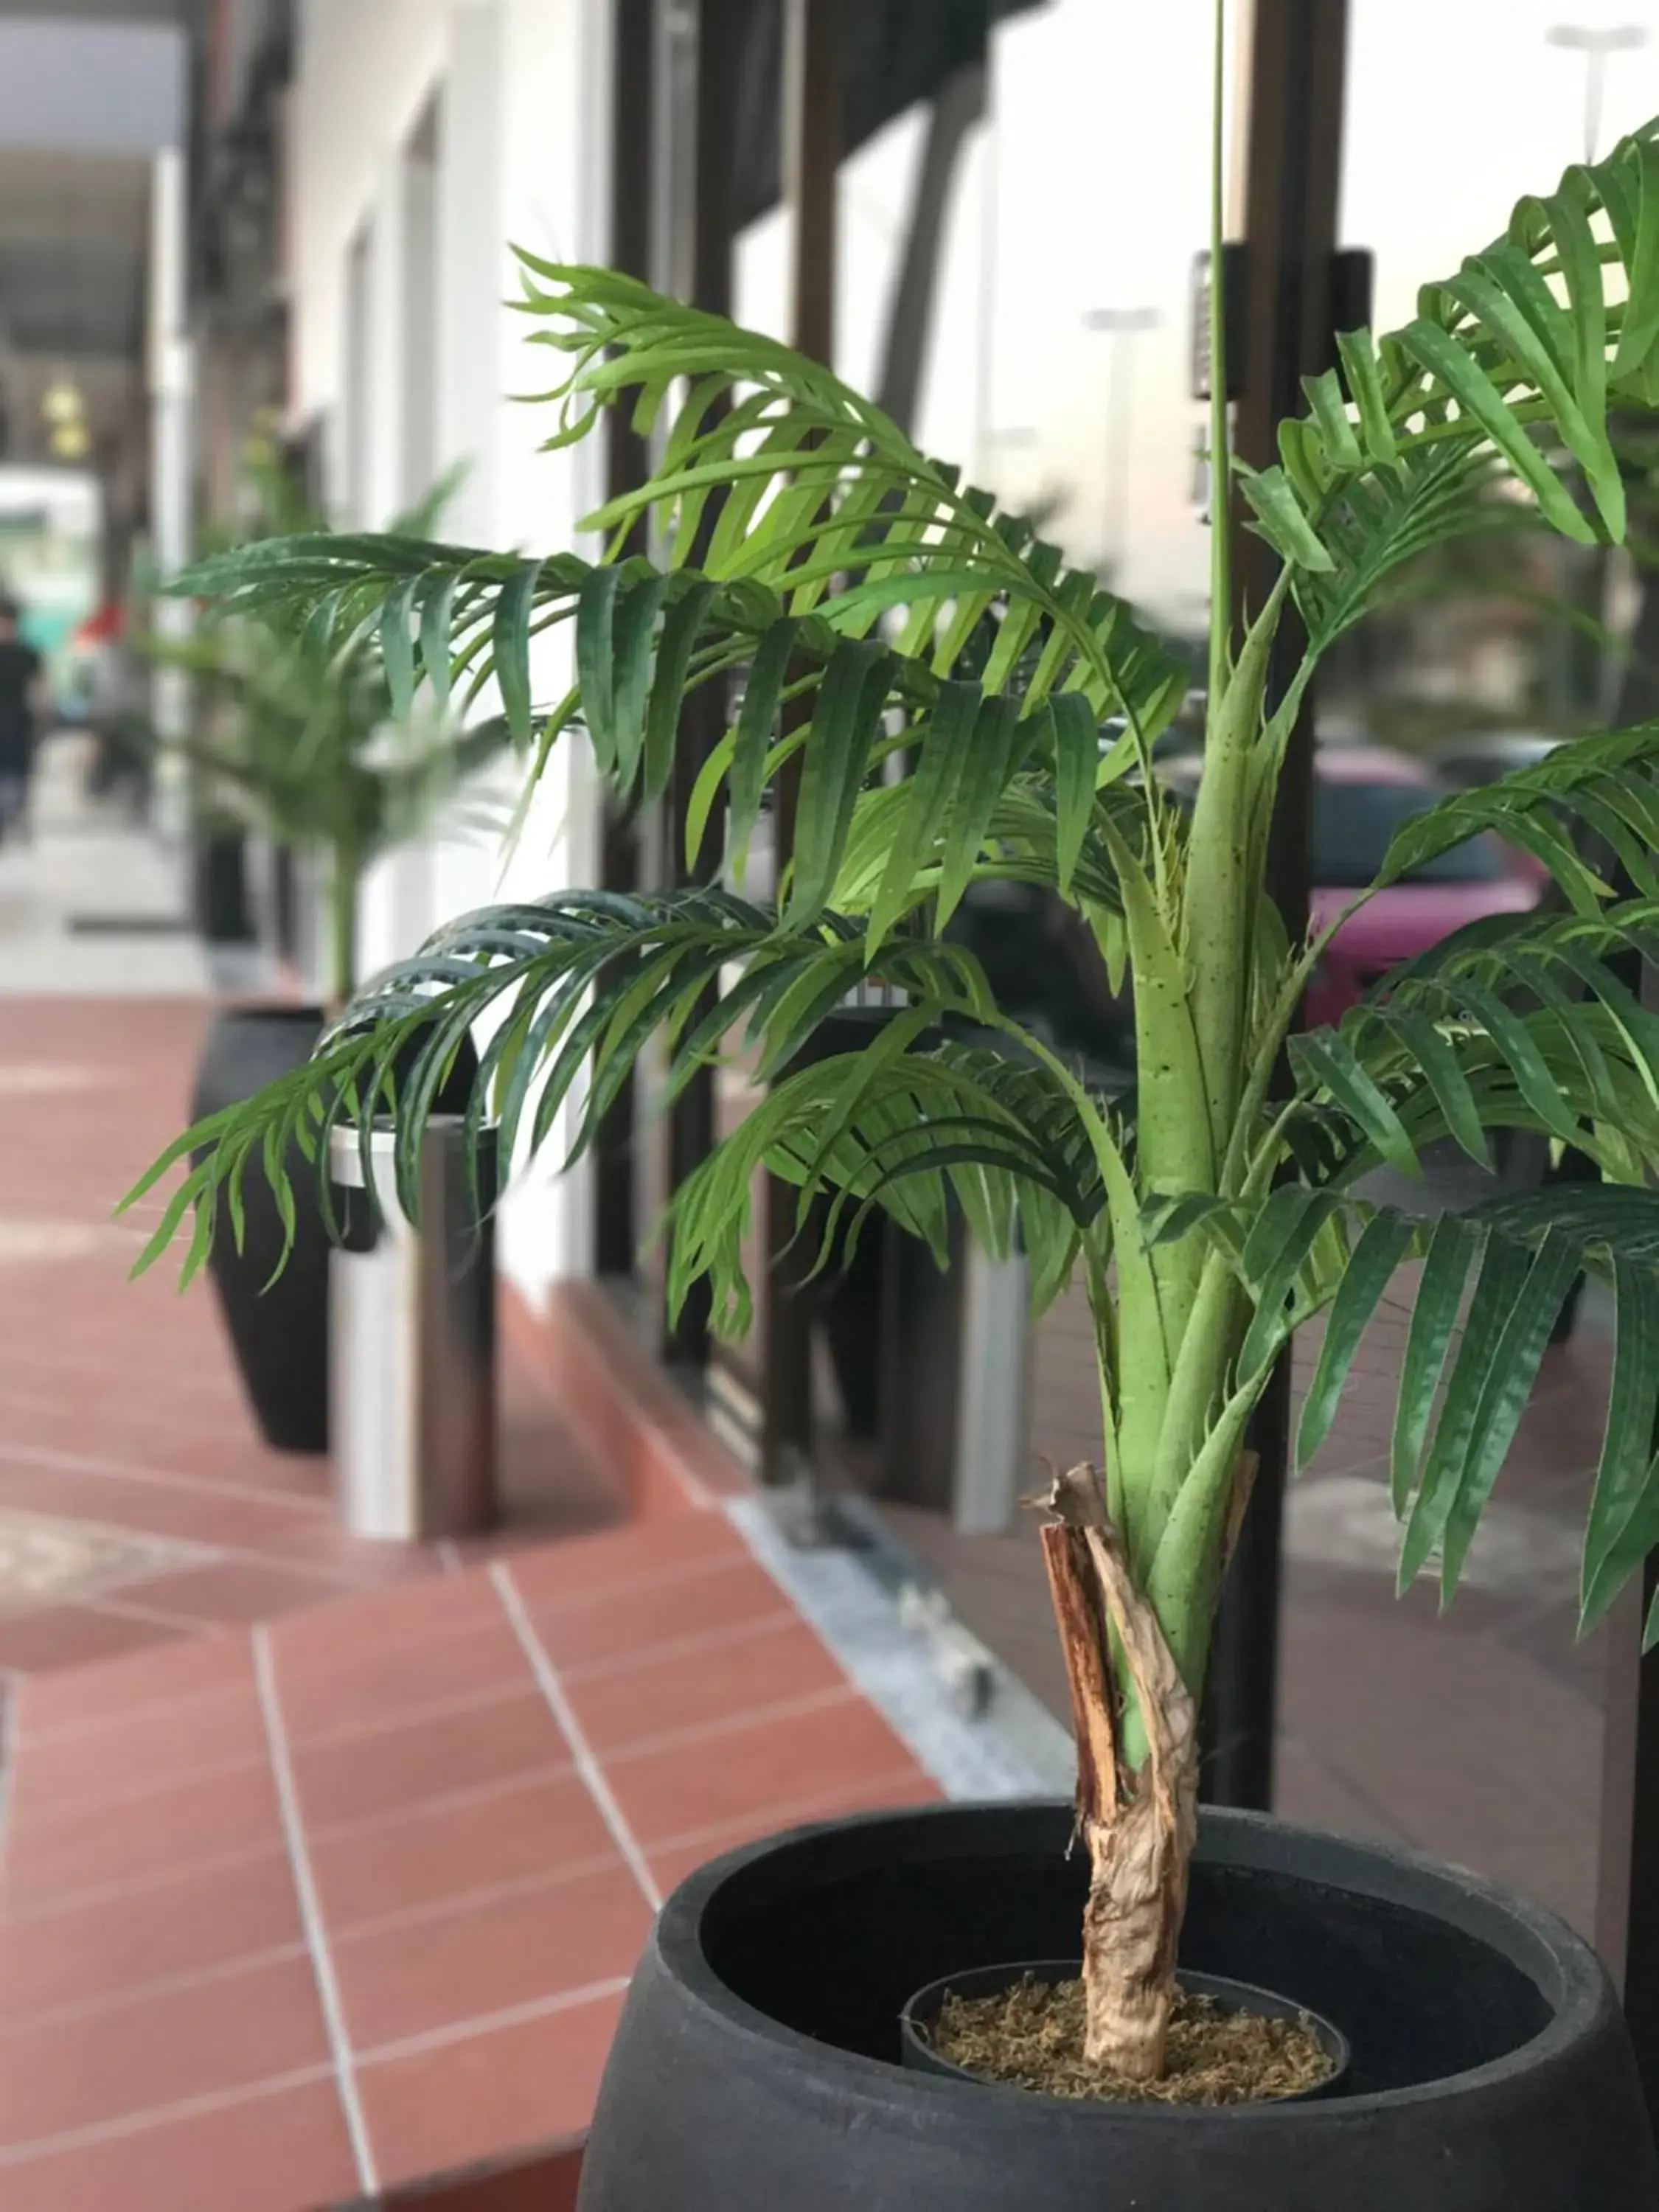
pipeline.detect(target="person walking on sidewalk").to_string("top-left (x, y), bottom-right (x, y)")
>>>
top-left (0, 599), bottom-right (45, 846)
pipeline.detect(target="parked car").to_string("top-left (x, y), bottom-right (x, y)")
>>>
top-left (1161, 745), bottom-right (1542, 1027)
top-left (1426, 727), bottom-right (1563, 790)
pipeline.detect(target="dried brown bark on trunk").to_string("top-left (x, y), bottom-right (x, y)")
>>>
top-left (1040, 1465), bottom-right (1199, 2082)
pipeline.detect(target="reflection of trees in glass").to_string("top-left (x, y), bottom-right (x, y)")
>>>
top-left (1320, 397), bottom-right (1659, 762)
top-left (1609, 410), bottom-right (1659, 726)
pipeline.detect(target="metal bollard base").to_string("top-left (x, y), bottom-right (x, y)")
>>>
top-left (329, 1118), bottom-right (498, 1544)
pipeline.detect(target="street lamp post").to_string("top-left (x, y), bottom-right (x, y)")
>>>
top-left (1547, 22), bottom-right (1648, 163)
top-left (1083, 306), bottom-right (1159, 581)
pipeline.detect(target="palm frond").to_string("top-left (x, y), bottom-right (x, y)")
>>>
top-left (1245, 128), bottom-right (1659, 597)
top-left (667, 1037), bottom-right (1105, 1335)
top-left (1295, 442), bottom-right (1521, 651)
top-left (1371, 722), bottom-right (1659, 905)
top-left (174, 261), bottom-right (1194, 883)
top-left (123, 889), bottom-right (1006, 1271)
top-left (1291, 1183), bottom-right (1659, 1644)
top-left (1281, 895), bottom-right (1659, 1181)
top-left (516, 255), bottom-right (1186, 740)
top-left (142, 602), bottom-right (509, 866)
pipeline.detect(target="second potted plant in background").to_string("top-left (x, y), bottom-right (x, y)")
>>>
top-left (152, 461), bottom-right (505, 1451)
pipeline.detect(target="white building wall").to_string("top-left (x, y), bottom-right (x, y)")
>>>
top-left (290, 0), bottom-right (451, 440)
top-left (288, 0), bottom-right (1211, 1311)
top-left (288, 0), bottom-right (607, 1307)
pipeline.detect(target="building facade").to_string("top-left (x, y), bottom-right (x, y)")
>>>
top-left (285, 0), bottom-right (612, 1304)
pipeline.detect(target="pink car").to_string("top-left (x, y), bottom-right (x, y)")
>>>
top-left (1303, 747), bottom-right (1540, 1028)
top-left (1159, 745), bottom-right (1541, 1029)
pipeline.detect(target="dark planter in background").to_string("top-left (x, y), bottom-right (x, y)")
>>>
top-left (192, 1005), bottom-right (333, 1452)
top-left (192, 1006), bottom-right (482, 1457)
top-left (191, 828), bottom-right (257, 945)
top-left (577, 1801), bottom-right (1658, 2212)
top-left (271, 843), bottom-right (299, 964)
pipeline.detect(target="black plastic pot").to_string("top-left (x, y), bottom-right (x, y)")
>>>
top-left (192, 1006), bottom-right (333, 1453)
top-left (577, 1801), bottom-right (1659, 2212)
top-left (192, 1005), bottom-right (480, 1457)
top-left (191, 828), bottom-right (256, 945)
top-left (900, 1957), bottom-right (1349, 2101)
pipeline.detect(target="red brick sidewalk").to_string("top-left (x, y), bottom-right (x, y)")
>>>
top-left (0, 1515), bottom-right (936, 2211)
top-left (0, 1000), bottom-right (941, 2211)
top-left (0, 1000), bottom-right (627, 1677)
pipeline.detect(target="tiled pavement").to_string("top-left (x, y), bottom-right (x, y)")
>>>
top-left (0, 1515), bottom-right (936, 2210)
top-left (0, 999), bottom-right (630, 1680)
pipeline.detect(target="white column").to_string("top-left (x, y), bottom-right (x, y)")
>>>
top-left (421, 0), bottom-right (510, 949)
top-left (435, 0), bottom-right (507, 550)
top-left (486, 0), bottom-right (608, 1306)
top-left (362, 167), bottom-right (408, 529)
top-left (147, 142), bottom-right (194, 843)
top-left (354, 155), bottom-right (434, 982)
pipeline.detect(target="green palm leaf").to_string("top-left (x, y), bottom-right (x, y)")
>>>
top-left (1371, 724), bottom-right (1659, 905)
top-left (1244, 128), bottom-right (1659, 578)
top-left (666, 1038), bottom-right (1104, 1336)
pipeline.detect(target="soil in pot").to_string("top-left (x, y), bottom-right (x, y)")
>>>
top-left (921, 1969), bottom-right (1338, 2106)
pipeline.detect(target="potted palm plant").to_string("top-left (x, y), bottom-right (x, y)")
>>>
top-left (153, 478), bottom-right (507, 1452)
top-left (128, 68), bottom-right (1659, 2209)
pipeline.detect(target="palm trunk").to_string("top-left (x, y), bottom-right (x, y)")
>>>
top-left (1040, 1466), bottom-right (1200, 2080)
top-left (327, 839), bottom-right (358, 1013)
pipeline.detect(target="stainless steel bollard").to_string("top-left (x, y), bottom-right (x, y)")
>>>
top-left (328, 1118), bottom-right (498, 1543)
top-left (951, 1240), bottom-right (1031, 1536)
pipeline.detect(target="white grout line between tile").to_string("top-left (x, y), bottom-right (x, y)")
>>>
top-left (305, 1759), bottom-right (577, 1843)
top-left (11, 1675), bottom-right (871, 1890)
top-left (271, 1600), bottom-right (510, 1688)
top-left (289, 1677), bottom-right (535, 1752)
top-left (490, 1562), bottom-right (662, 1912)
top-left (15, 1748), bottom-right (272, 1832)
top-left (356, 1974), bottom-right (632, 2068)
top-left (556, 1604), bottom-right (798, 1683)
top-left (333, 1849), bottom-right (625, 1945)
top-left (0, 1839), bottom-right (282, 1924)
top-left (0, 1941), bottom-right (310, 2037)
top-left (15, 1672), bottom-right (260, 1751)
top-left (0, 2062), bottom-right (337, 2169)
top-left (0, 1500), bottom-right (401, 1618)
top-left (251, 1627), bottom-right (378, 2197)
top-left (0, 1439), bottom-right (333, 1515)
top-left (600, 1683), bottom-right (858, 1770)
top-left (81, 1593), bottom-right (226, 1633)
top-left (638, 1763), bottom-right (931, 1863)
top-left (523, 1541), bottom-right (757, 1618)
top-left (0, 1373), bottom-right (271, 1440)
top-left (0, 1347), bottom-right (251, 1402)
